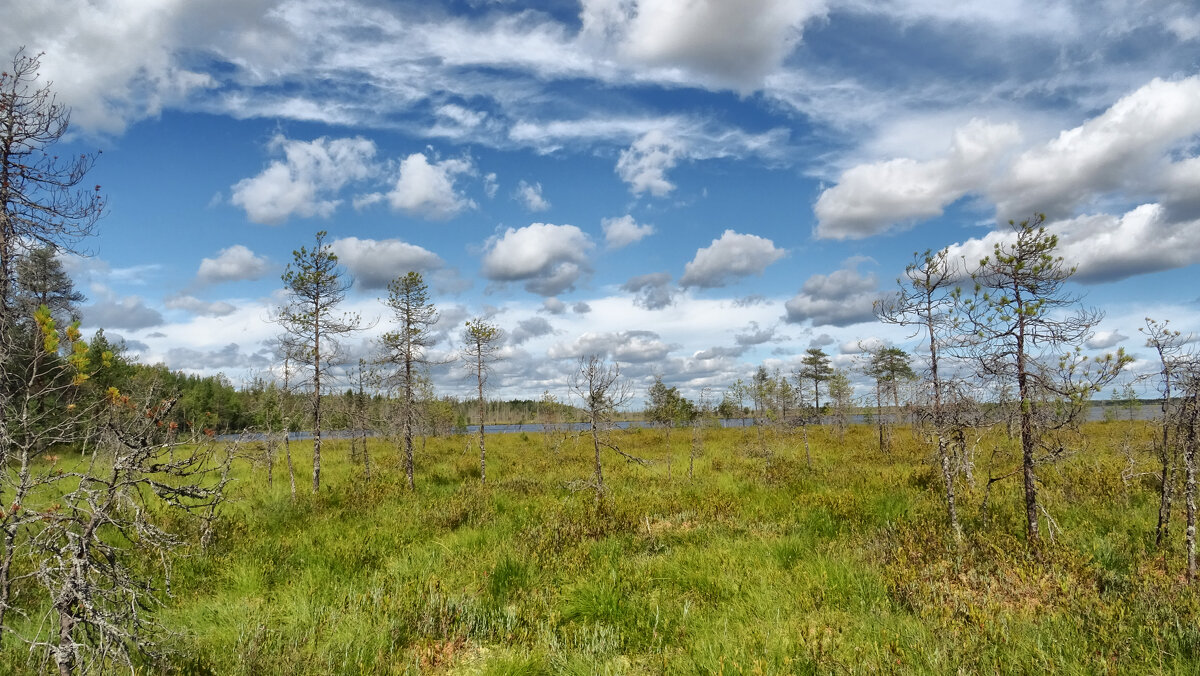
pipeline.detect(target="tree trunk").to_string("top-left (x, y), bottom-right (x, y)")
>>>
top-left (477, 358), bottom-right (486, 484)
top-left (1185, 392), bottom-right (1198, 581)
top-left (690, 422), bottom-right (698, 481)
top-left (1015, 308), bottom-right (1040, 550)
top-left (802, 424), bottom-right (812, 468)
top-left (285, 429), bottom-right (296, 500)
top-left (592, 412), bottom-right (604, 501)
top-left (1156, 374), bottom-right (1175, 548)
top-left (404, 349), bottom-right (415, 490)
top-left (55, 606), bottom-right (76, 676)
top-left (312, 313), bottom-right (322, 493)
top-left (876, 380), bottom-right (886, 454)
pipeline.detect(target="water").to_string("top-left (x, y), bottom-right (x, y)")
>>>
top-left (219, 404), bottom-right (1163, 441)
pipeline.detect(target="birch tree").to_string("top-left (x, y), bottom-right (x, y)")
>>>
top-left (876, 247), bottom-right (963, 535)
top-left (1140, 318), bottom-right (1190, 549)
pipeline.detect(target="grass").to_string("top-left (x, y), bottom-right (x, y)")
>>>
top-left (4, 420), bottom-right (1199, 673)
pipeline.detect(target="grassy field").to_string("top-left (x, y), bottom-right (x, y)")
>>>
top-left (10, 421), bottom-right (1200, 674)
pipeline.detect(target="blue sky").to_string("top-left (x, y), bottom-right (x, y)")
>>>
top-left (6, 0), bottom-right (1200, 402)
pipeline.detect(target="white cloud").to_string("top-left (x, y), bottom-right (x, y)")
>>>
top-left (784, 258), bottom-right (880, 327)
top-left (616, 129), bottom-right (685, 197)
top-left (483, 172), bottom-right (499, 199)
top-left (231, 134), bottom-right (377, 225)
top-left (81, 295), bottom-right (164, 330)
top-left (944, 204), bottom-right (1200, 285)
top-left (814, 76), bottom-right (1200, 240)
top-left (735, 321), bottom-right (776, 346)
top-left (329, 237), bottom-right (444, 290)
top-left (164, 294), bottom-right (237, 317)
top-left (548, 329), bottom-right (675, 363)
top-left (0, 1), bottom-right (252, 134)
top-left (436, 103), bottom-right (486, 128)
top-left (622, 272), bottom-right (676, 310)
top-left (165, 342), bottom-right (272, 372)
top-left (1086, 330), bottom-right (1128, 350)
top-left (387, 152), bottom-right (477, 220)
top-left (680, 230), bottom-right (786, 288)
top-left (582, 0), bottom-right (827, 90)
top-left (196, 244), bottom-right (271, 285)
top-left (509, 317), bottom-right (556, 345)
top-left (602, 214), bottom-right (655, 249)
top-left (814, 119), bottom-right (1021, 239)
top-left (992, 76), bottom-right (1200, 220)
top-left (541, 297), bottom-right (568, 315)
top-left (515, 180), bottom-right (551, 212)
top-left (481, 223), bottom-right (594, 296)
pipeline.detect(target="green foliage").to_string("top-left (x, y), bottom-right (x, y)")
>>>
top-left (16, 421), bottom-right (1182, 675)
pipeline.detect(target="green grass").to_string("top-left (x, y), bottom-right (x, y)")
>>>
top-left (4, 421), bottom-right (1199, 674)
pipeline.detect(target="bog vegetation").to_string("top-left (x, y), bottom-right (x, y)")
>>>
top-left (2, 49), bottom-right (1200, 674)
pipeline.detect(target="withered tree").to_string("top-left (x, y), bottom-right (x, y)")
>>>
top-left (961, 215), bottom-right (1127, 550)
top-left (876, 247), bottom-right (963, 536)
top-left (571, 355), bottom-right (642, 501)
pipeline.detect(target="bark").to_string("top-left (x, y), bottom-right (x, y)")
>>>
top-left (1186, 391), bottom-right (1198, 581)
top-left (477, 356), bottom-right (487, 484)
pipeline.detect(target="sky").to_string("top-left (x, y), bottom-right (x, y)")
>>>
top-left (4, 0), bottom-right (1200, 404)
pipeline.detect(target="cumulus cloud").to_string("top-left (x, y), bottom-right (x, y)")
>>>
top-left (515, 180), bottom-right (551, 211)
top-left (582, 0), bottom-right (827, 90)
top-left (733, 294), bottom-right (769, 307)
top-left (680, 230), bottom-right (786, 288)
top-left (196, 244), bottom-right (270, 285)
top-left (104, 333), bottom-right (149, 353)
top-left (809, 333), bottom-right (835, 348)
top-left (231, 134), bottom-right (377, 225)
top-left (549, 329), bottom-right (675, 363)
top-left (784, 258), bottom-right (880, 327)
top-left (82, 296), bottom-right (164, 330)
top-left (388, 153), bottom-right (476, 220)
top-left (734, 321), bottom-right (776, 346)
top-left (573, 301), bottom-right (592, 314)
top-left (1086, 330), bottom-right (1129, 350)
top-left (815, 76), bottom-right (1200, 241)
top-left (165, 342), bottom-right (271, 372)
top-left (616, 130), bottom-right (685, 196)
top-left (993, 76), bottom-right (1200, 220)
top-left (330, 237), bottom-right (444, 289)
top-left (814, 119), bottom-right (1021, 239)
top-left (622, 272), bottom-right (676, 310)
top-left (840, 337), bottom-right (887, 355)
top-left (944, 204), bottom-right (1200, 284)
top-left (694, 345), bottom-right (747, 360)
top-left (541, 298), bottom-right (568, 315)
top-left (482, 223), bottom-right (594, 296)
top-left (164, 294), bottom-right (237, 317)
top-left (602, 214), bottom-right (655, 249)
top-left (509, 317), bottom-right (556, 345)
